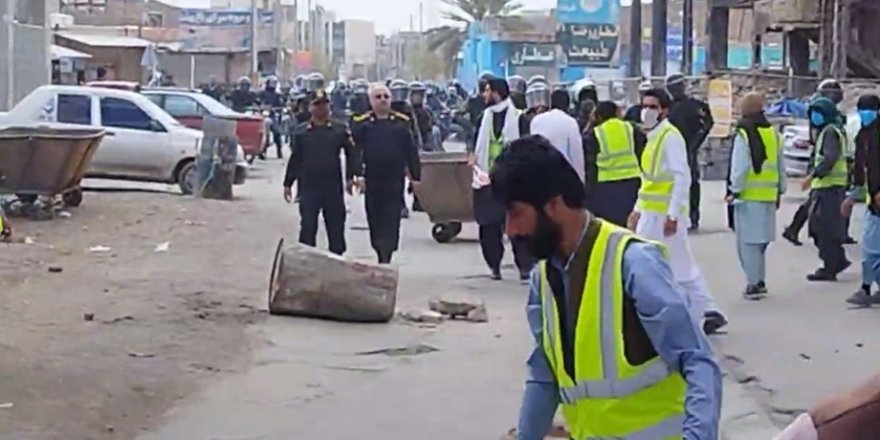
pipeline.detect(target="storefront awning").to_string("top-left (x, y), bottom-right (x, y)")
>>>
top-left (51, 44), bottom-right (93, 60)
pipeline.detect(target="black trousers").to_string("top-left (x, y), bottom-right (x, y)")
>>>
top-left (479, 222), bottom-right (534, 273)
top-left (814, 187), bottom-right (848, 272)
top-left (789, 190), bottom-right (852, 239)
top-left (299, 186), bottom-right (346, 255)
top-left (365, 181), bottom-right (404, 263)
top-left (688, 153), bottom-right (700, 227)
top-left (588, 178), bottom-right (640, 228)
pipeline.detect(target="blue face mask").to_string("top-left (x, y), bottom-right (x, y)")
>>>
top-left (810, 112), bottom-right (825, 127)
top-left (859, 110), bottom-right (878, 127)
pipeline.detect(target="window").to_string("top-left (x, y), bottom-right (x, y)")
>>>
top-left (100, 97), bottom-right (153, 131)
top-left (57, 94), bottom-right (92, 125)
top-left (163, 95), bottom-right (202, 117)
top-left (144, 94), bottom-right (163, 107)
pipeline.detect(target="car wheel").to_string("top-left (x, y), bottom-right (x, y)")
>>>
top-left (62, 188), bottom-right (83, 207)
top-left (177, 161), bottom-right (197, 195)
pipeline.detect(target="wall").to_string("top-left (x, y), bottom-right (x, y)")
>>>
top-left (1, 0), bottom-right (51, 110)
top-left (342, 19), bottom-right (376, 66)
top-left (54, 36), bottom-right (145, 82)
top-left (158, 52), bottom-right (232, 86)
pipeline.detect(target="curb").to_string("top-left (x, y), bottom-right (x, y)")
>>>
top-left (719, 355), bottom-right (782, 440)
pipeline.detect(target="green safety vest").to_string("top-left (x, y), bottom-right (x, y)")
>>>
top-left (485, 109), bottom-right (521, 171)
top-left (737, 127), bottom-right (780, 202)
top-left (594, 119), bottom-right (640, 182)
top-left (811, 126), bottom-right (848, 189)
top-left (539, 220), bottom-right (687, 440)
top-left (636, 124), bottom-right (686, 215)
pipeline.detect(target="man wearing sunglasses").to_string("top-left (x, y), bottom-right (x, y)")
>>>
top-left (351, 84), bottom-right (421, 264)
top-left (627, 88), bottom-right (727, 335)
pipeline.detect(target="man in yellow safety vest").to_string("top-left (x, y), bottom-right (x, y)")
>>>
top-left (489, 135), bottom-right (721, 440)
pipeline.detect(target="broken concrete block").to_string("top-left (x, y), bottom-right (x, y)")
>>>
top-left (466, 304), bottom-right (488, 323)
top-left (268, 239), bottom-right (398, 323)
top-left (400, 310), bottom-right (445, 324)
top-left (430, 294), bottom-right (481, 317)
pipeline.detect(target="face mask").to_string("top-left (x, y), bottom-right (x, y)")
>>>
top-left (810, 112), bottom-right (825, 127)
top-left (518, 210), bottom-right (561, 261)
top-left (641, 108), bottom-right (660, 128)
top-left (859, 110), bottom-right (878, 127)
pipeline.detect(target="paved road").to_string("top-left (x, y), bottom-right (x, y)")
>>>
top-left (137, 157), bottom-right (877, 439)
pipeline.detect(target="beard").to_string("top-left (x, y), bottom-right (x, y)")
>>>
top-left (515, 210), bottom-right (561, 261)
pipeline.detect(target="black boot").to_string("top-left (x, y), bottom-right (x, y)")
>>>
top-left (782, 228), bottom-right (803, 246)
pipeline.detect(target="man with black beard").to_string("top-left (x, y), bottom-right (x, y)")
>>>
top-left (666, 73), bottom-right (714, 231)
top-left (489, 136), bottom-right (721, 440)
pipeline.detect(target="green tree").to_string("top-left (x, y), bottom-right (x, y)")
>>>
top-left (424, 0), bottom-right (526, 76)
top-left (410, 43), bottom-right (446, 80)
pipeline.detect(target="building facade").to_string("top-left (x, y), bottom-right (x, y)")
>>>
top-left (1, 0), bottom-right (52, 110)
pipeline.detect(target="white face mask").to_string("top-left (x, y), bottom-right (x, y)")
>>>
top-left (641, 107), bottom-right (660, 128)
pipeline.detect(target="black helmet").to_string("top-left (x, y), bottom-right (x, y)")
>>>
top-left (817, 78), bottom-right (844, 105)
top-left (390, 79), bottom-right (409, 102)
top-left (525, 82), bottom-right (550, 110)
top-left (507, 75), bottom-right (526, 94)
top-left (527, 75), bottom-right (547, 87)
top-left (665, 73), bottom-right (687, 100)
top-left (306, 72), bottom-right (325, 92)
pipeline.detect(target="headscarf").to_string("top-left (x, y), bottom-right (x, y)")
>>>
top-left (735, 92), bottom-right (771, 173)
top-left (808, 96), bottom-right (843, 145)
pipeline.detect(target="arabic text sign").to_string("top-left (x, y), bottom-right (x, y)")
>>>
top-left (707, 78), bottom-right (733, 138)
top-left (557, 23), bottom-right (619, 66)
top-left (509, 43), bottom-right (558, 67)
top-left (180, 8), bottom-right (274, 27)
top-left (555, 0), bottom-right (620, 24)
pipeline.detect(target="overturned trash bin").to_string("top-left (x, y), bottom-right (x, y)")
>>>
top-left (268, 239), bottom-right (398, 323)
top-left (413, 151), bottom-right (474, 243)
top-left (0, 125), bottom-right (104, 216)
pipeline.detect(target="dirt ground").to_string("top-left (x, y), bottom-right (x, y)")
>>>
top-left (0, 185), bottom-right (288, 439)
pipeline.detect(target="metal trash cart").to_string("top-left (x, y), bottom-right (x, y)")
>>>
top-left (0, 125), bottom-right (104, 215)
top-left (414, 151), bottom-right (474, 243)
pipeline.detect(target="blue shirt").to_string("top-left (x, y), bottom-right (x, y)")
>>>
top-left (516, 240), bottom-right (722, 440)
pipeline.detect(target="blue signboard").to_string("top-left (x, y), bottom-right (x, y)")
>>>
top-left (180, 8), bottom-right (274, 26)
top-left (667, 29), bottom-right (683, 62)
top-left (555, 0), bottom-right (620, 24)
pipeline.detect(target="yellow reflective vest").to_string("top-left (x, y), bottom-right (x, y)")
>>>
top-left (594, 119), bottom-right (640, 182)
top-left (737, 127), bottom-right (780, 202)
top-left (538, 220), bottom-right (687, 439)
top-left (636, 123), bottom-right (686, 215)
top-left (811, 126), bottom-right (848, 189)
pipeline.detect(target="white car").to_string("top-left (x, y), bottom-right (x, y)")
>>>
top-left (781, 111), bottom-right (861, 177)
top-left (0, 85), bottom-right (247, 194)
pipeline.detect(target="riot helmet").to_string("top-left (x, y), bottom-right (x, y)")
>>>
top-left (817, 78), bottom-right (844, 105)
top-left (507, 75), bottom-right (527, 95)
top-left (665, 73), bottom-right (687, 100)
top-left (293, 75), bottom-right (306, 91)
top-left (352, 79), bottom-right (369, 95)
top-left (264, 75), bottom-right (278, 91)
top-left (409, 81), bottom-right (427, 105)
top-left (527, 75), bottom-right (547, 87)
top-left (574, 78), bottom-right (597, 104)
top-left (306, 72), bottom-right (325, 92)
top-left (525, 82), bottom-right (550, 110)
top-left (237, 76), bottom-right (251, 90)
top-left (390, 79), bottom-right (409, 102)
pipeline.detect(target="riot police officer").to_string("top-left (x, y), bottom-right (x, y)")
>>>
top-left (283, 90), bottom-right (362, 255)
top-left (349, 79), bottom-right (371, 116)
top-left (523, 81), bottom-right (551, 125)
top-left (573, 78), bottom-right (598, 131)
top-left (527, 74), bottom-right (547, 88)
top-left (259, 76), bottom-right (286, 159)
top-left (507, 75), bottom-right (527, 110)
top-left (306, 72), bottom-right (325, 95)
top-left (666, 73), bottom-right (714, 231)
top-left (624, 80), bottom-right (652, 124)
top-left (228, 76), bottom-right (258, 113)
top-left (389, 79), bottom-right (410, 113)
top-left (466, 72), bottom-right (494, 128)
top-left (408, 81), bottom-right (435, 151)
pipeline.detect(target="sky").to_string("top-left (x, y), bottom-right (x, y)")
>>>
top-left (160, 0), bottom-right (649, 35)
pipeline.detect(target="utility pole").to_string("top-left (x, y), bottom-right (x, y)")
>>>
top-left (273, 0), bottom-right (282, 77)
top-left (681, 0), bottom-right (693, 75)
top-left (250, 0), bottom-right (259, 79)
top-left (292, 0), bottom-right (299, 75)
top-left (626, 0), bottom-right (642, 80)
top-left (650, 0), bottom-right (667, 78)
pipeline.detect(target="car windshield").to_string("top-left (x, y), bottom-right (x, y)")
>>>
top-left (192, 93), bottom-right (239, 117)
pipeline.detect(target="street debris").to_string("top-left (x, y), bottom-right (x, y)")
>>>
top-left (183, 220), bottom-right (207, 227)
top-left (429, 295), bottom-right (489, 323)
top-left (268, 240), bottom-right (398, 323)
top-left (154, 241), bottom-right (170, 253)
top-left (102, 315), bottom-right (134, 325)
top-left (399, 309), bottom-right (444, 324)
top-left (323, 364), bottom-right (389, 373)
top-left (47, 266), bottom-right (63, 273)
top-left (128, 352), bottom-right (156, 359)
top-left (83, 313), bottom-right (95, 322)
top-left (89, 245), bottom-right (112, 253)
top-left (355, 343), bottom-right (439, 357)
top-left (57, 211), bottom-right (72, 219)
top-left (0, 402), bottom-right (13, 409)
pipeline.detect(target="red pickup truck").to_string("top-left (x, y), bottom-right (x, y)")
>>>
top-left (87, 82), bottom-right (264, 158)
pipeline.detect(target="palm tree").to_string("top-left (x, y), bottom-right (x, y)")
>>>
top-left (424, 0), bottom-right (526, 76)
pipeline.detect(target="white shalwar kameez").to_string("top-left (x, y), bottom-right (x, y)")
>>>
top-left (634, 119), bottom-right (722, 322)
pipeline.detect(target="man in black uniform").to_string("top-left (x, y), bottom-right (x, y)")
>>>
top-left (228, 77), bottom-right (258, 113)
top-left (388, 79), bottom-right (416, 218)
top-left (349, 80), bottom-right (371, 116)
top-left (351, 84), bottom-right (421, 264)
top-left (408, 81), bottom-right (435, 151)
top-left (283, 90), bottom-right (362, 255)
top-left (508, 75), bottom-right (527, 110)
top-left (623, 80), bottom-right (652, 124)
top-left (466, 72), bottom-right (494, 129)
top-left (666, 73), bottom-right (714, 231)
